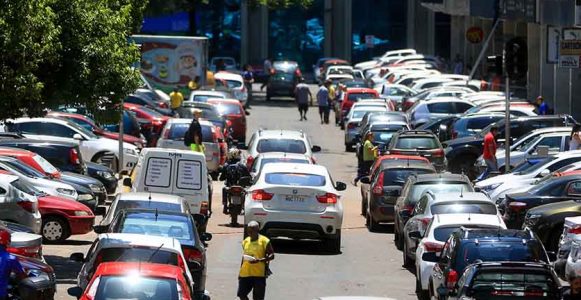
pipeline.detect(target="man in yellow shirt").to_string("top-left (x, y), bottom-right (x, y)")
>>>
top-left (238, 221), bottom-right (274, 300)
top-left (169, 87), bottom-right (184, 113)
top-left (353, 132), bottom-right (378, 186)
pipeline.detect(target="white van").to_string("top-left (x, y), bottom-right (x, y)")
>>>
top-left (123, 148), bottom-right (210, 231)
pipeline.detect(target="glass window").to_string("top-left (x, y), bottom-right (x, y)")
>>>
top-left (567, 181), bottom-right (581, 196)
top-left (467, 117), bottom-right (501, 130)
top-left (457, 241), bottom-right (545, 272)
top-left (214, 103), bottom-right (241, 115)
top-left (434, 226), bottom-right (463, 242)
top-left (116, 200), bottom-right (181, 213)
top-left (408, 183), bottom-right (473, 205)
top-left (348, 93), bottom-right (377, 102)
top-left (532, 136), bottom-right (562, 153)
top-left (15, 122), bottom-right (43, 134)
top-left (470, 271), bottom-right (556, 298)
top-left (119, 212), bottom-right (194, 242)
top-left (430, 202), bottom-right (498, 215)
top-left (96, 247), bottom-right (178, 266)
top-left (253, 158), bottom-right (310, 173)
top-left (383, 168), bottom-right (433, 186)
top-left (265, 173), bottom-right (326, 186)
top-left (427, 102), bottom-right (454, 114)
top-left (225, 80), bottom-right (243, 89)
top-left (67, 117), bottom-right (94, 131)
top-left (32, 155), bottom-right (59, 175)
top-left (168, 124), bottom-right (213, 143)
top-left (256, 139), bottom-right (307, 154)
top-left (94, 276), bottom-right (179, 300)
top-left (395, 137), bottom-right (439, 149)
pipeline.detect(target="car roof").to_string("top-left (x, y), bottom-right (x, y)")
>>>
top-left (394, 130), bottom-right (437, 137)
top-left (256, 152), bottom-right (311, 160)
top-left (12, 117), bottom-right (71, 125)
top-left (256, 130), bottom-right (305, 139)
top-left (345, 88), bottom-right (377, 94)
top-left (93, 262), bottom-right (183, 279)
top-left (430, 213), bottom-right (505, 228)
top-left (207, 98), bottom-right (242, 105)
top-left (411, 173), bottom-right (470, 183)
top-left (456, 228), bottom-right (535, 241)
top-left (214, 72), bottom-right (243, 81)
top-left (430, 192), bottom-right (492, 203)
top-left (261, 163), bottom-right (328, 176)
top-left (117, 192), bottom-right (184, 203)
top-left (97, 233), bottom-right (182, 252)
top-left (167, 118), bottom-right (213, 127)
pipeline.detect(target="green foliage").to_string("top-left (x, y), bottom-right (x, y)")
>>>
top-left (0, 0), bottom-right (148, 122)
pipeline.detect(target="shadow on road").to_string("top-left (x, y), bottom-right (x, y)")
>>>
top-left (45, 255), bottom-right (82, 284)
top-left (50, 239), bottom-right (94, 246)
top-left (270, 238), bottom-right (341, 256)
top-left (368, 224), bottom-right (394, 234)
top-left (249, 98), bottom-right (297, 108)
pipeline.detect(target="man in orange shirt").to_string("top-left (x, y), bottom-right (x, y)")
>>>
top-left (477, 125), bottom-right (498, 181)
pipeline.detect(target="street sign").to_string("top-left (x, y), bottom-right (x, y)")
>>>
top-left (559, 39), bottom-right (581, 68)
top-left (547, 26), bottom-right (561, 64)
top-left (365, 35), bottom-right (375, 49)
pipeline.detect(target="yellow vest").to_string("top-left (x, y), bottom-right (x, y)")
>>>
top-left (190, 143), bottom-right (205, 153)
top-left (239, 235), bottom-right (270, 277)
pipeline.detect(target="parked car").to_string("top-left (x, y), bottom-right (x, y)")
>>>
top-left (10, 248), bottom-right (57, 299)
top-left (124, 94), bottom-right (173, 116)
top-left (344, 106), bottom-right (392, 151)
top-left (525, 200), bottom-right (581, 251)
top-left (407, 98), bottom-right (475, 128)
top-left (244, 163), bottom-right (346, 253)
top-left (360, 155), bottom-right (436, 231)
top-left (266, 72), bottom-right (297, 101)
top-left (0, 174), bottom-right (42, 235)
top-left (208, 98), bottom-right (248, 144)
top-left (123, 103), bottom-right (170, 147)
top-left (106, 209), bottom-right (211, 298)
top-left (386, 130), bottom-right (447, 171)
top-left (214, 71), bottom-right (248, 104)
top-left (448, 113), bottom-right (505, 139)
top-left (413, 213), bottom-right (506, 299)
top-left (416, 115), bottom-right (458, 142)
top-left (339, 88), bottom-right (380, 128)
top-left (313, 57), bottom-right (339, 81)
top-left (176, 101), bottom-right (228, 136)
top-left (357, 112), bottom-right (409, 138)
top-left (355, 122), bottom-right (410, 163)
top-left (1, 220), bottom-right (43, 259)
top-left (393, 173), bottom-right (472, 250)
top-left (553, 216), bottom-right (581, 278)
top-left (401, 87), bottom-right (474, 111)
top-left (188, 89), bottom-right (228, 103)
top-left (377, 84), bottom-right (417, 110)
top-left (85, 162), bottom-right (117, 194)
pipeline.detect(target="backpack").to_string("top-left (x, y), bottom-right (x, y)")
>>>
top-left (225, 163), bottom-right (240, 185)
top-left (184, 129), bottom-right (193, 147)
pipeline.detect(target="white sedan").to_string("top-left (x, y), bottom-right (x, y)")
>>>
top-left (244, 163), bottom-right (346, 253)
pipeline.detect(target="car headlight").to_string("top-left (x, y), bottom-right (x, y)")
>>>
top-left (77, 194), bottom-right (94, 201)
top-left (27, 269), bottom-right (51, 282)
top-left (89, 184), bottom-right (103, 193)
top-left (524, 213), bottom-right (542, 228)
top-left (124, 148), bottom-right (136, 155)
top-left (97, 171), bottom-right (114, 180)
top-left (480, 182), bottom-right (502, 192)
top-left (56, 188), bottom-right (75, 196)
top-left (74, 210), bottom-right (90, 216)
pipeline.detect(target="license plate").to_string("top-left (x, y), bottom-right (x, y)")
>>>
top-left (231, 195), bottom-right (242, 205)
top-left (284, 195), bottom-right (306, 202)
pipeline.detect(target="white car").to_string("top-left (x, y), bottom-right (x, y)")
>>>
top-left (243, 129), bottom-right (321, 169)
top-left (4, 118), bottom-right (138, 172)
top-left (73, 233), bottom-right (194, 291)
top-left (325, 65), bottom-right (354, 81)
top-left (244, 163), bottom-right (347, 253)
top-left (414, 213), bottom-right (506, 297)
top-left (214, 71), bottom-right (247, 104)
top-left (98, 192), bottom-right (190, 229)
top-left (409, 77), bottom-right (456, 92)
top-left (250, 152), bottom-right (313, 178)
top-left (344, 106), bottom-right (391, 149)
top-left (187, 90), bottom-right (227, 102)
top-left (476, 150), bottom-right (581, 202)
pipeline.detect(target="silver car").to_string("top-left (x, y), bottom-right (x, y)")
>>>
top-left (344, 105), bottom-right (390, 150)
top-left (407, 98), bottom-right (475, 128)
top-left (157, 118), bottom-right (222, 173)
top-left (0, 174), bottom-right (42, 234)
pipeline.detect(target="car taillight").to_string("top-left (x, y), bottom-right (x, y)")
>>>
top-left (200, 201), bottom-right (209, 216)
top-left (183, 247), bottom-right (204, 264)
top-left (433, 149), bottom-right (445, 158)
top-left (316, 193), bottom-right (338, 204)
top-left (420, 217), bottom-right (431, 226)
top-left (17, 201), bottom-right (35, 213)
top-left (246, 156), bottom-right (255, 170)
top-left (372, 172), bottom-right (384, 196)
top-left (508, 201), bottom-right (528, 212)
top-left (569, 226), bottom-right (581, 235)
top-left (70, 148), bottom-right (81, 165)
top-left (7, 245), bottom-right (41, 258)
top-left (481, 80), bottom-right (488, 91)
top-left (423, 241), bottom-right (443, 253)
top-left (158, 102), bottom-right (168, 109)
top-left (347, 123), bottom-right (357, 129)
top-left (252, 189), bottom-right (273, 201)
top-left (446, 270), bottom-right (458, 289)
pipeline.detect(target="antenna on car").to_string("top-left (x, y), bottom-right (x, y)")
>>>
top-left (155, 208), bottom-right (158, 221)
top-left (468, 212), bottom-right (471, 221)
top-left (460, 186), bottom-right (464, 198)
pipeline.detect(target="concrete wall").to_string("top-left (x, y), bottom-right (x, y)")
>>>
top-left (407, 0), bottom-right (435, 54)
top-left (241, 3), bottom-right (268, 65)
top-left (324, 0), bottom-right (352, 61)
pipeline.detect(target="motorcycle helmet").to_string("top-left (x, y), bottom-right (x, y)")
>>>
top-left (0, 229), bottom-right (10, 248)
top-left (228, 148), bottom-right (241, 160)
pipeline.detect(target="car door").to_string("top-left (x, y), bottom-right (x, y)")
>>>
top-left (79, 239), bottom-right (100, 289)
top-left (528, 135), bottom-right (563, 158)
top-left (0, 184), bottom-right (16, 226)
top-left (565, 181), bottom-right (581, 200)
top-left (404, 195), bottom-right (429, 251)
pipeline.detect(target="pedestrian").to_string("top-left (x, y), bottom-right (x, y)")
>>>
top-left (534, 96), bottom-right (550, 115)
top-left (0, 229), bottom-right (26, 300)
top-left (571, 124), bottom-right (581, 151)
top-left (184, 109), bottom-right (203, 148)
top-left (353, 132), bottom-right (378, 186)
top-left (169, 87), bottom-right (184, 115)
top-left (294, 77), bottom-right (312, 121)
top-left (243, 64), bottom-right (254, 109)
top-left (260, 58), bottom-right (272, 91)
top-left (316, 80), bottom-right (331, 124)
top-left (453, 54), bottom-right (464, 75)
top-left (237, 221), bottom-right (275, 300)
top-left (476, 125), bottom-right (499, 181)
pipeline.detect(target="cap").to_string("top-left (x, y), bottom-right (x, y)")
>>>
top-left (247, 220), bottom-right (260, 228)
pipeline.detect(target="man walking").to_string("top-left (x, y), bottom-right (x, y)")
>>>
top-left (237, 221), bottom-right (274, 300)
top-left (316, 80), bottom-right (331, 124)
top-left (294, 78), bottom-right (312, 121)
top-left (260, 58), bottom-right (272, 91)
top-left (169, 87), bottom-right (184, 115)
top-left (477, 125), bottom-right (498, 181)
top-left (535, 96), bottom-right (550, 115)
top-left (243, 64), bottom-right (254, 109)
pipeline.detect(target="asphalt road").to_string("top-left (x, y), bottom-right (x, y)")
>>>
top-left (45, 85), bottom-right (417, 300)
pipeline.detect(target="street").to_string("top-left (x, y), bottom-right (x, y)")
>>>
top-left (45, 86), bottom-right (417, 300)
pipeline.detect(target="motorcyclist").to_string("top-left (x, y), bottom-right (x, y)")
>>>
top-left (0, 229), bottom-right (26, 300)
top-left (220, 148), bottom-right (251, 214)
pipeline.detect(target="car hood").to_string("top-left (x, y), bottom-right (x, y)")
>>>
top-left (10, 232), bottom-right (42, 249)
top-left (505, 191), bottom-right (533, 201)
top-left (443, 135), bottom-right (482, 147)
top-left (38, 195), bottom-right (93, 212)
top-left (476, 173), bottom-right (519, 188)
top-left (91, 137), bottom-right (137, 151)
top-left (55, 179), bottom-right (92, 194)
top-left (16, 255), bottom-right (54, 274)
top-left (528, 200), bottom-right (581, 215)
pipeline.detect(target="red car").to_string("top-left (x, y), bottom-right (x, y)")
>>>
top-left (208, 98), bottom-right (247, 144)
top-left (71, 262), bottom-right (193, 300)
top-left (0, 147), bottom-right (61, 178)
top-left (46, 112), bottom-right (145, 148)
top-left (123, 103), bottom-right (170, 147)
top-left (339, 88), bottom-right (380, 127)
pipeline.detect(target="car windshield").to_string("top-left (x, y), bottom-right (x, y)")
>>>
top-left (253, 158), bottom-right (310, 173)
top-left (384, 168), bottom-right (433, 186)
top-left (256, 139), bottom-right (307, 154)
top-left (512, 134), bottom-right (542, 152)
top-left (116, 200), bottom-right (181, 213)
top-left (168, 124), bottom-right (213, 143)
top-left (225, 80), bottom-right (243, 89)
top-left (32, 155), bottom-right (60, 175)
top-left (348, 93), bottom-right (377, 102)
top-left (515, 157), bottom-right (555, 175)
top-left (118, 213), bottom-right (195, 243)
top-left (395, 136), bottom-right (439, 149)
top-left (3, 160), bottom-right (48, 179)
top-left (194, 94), bottom-right (225, 102)
top-left (97, 247), bottom-right (178, 266)
top-left (214, 103), bottom-right (241, 115)
top-left (67, 120), bottom-right (99, 139)
top-left (457, 242), bottom-right (545, 272)
top-left (66, 117), bottom-right (95, 131)
top-left (409, 182), bottom-right (473, 204)
top-left (352, 109), bottom-right (385, 119)
top-left (470, 270), bottom-right (557, 299)
top-left (433, 225), bottom-right (498, 242)
top-left (11, 178), bottom-right (44, 196)
top-left (430, 202), bottom-right (498, 215)
top-left (94, 276), bottom-right (179, 300)
top-left (265, 172), bottom-right (326, 186)
top-left (372, 130), bottom-right (398, 144)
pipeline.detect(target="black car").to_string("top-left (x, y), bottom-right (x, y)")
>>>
top-left (393, 173), bottom-right (473, 250)
top-left (416, 115), bottom-right (458, 142)
top-left (105, 209), bottom-right (212, 299)
top-left (443, 115), bottom-right (575, 177)
top-left (448, 113), bottom-right (505, 139)
top-left (524, 200), bottom-right (581, 251)
top-left (85, 162), bottom-right (117, 194)
top-left (358, 111), bottom-right (409, 138)
top-left (266, 72), bottom-right (297, 101)
top-left (427, 228), bottom-right (550, 300)
top-left (60, 172), bottom-right (107, 206)
top-left (504, 173), bottom-right (581, 229)
top-left (386, 130), bottom-right (447, 171)
top-left (125, 94), bottom-right (173, 116)
top-left (442, 261), bottom-right (563, 300)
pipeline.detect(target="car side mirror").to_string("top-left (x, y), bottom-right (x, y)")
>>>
top-left (311, 145), bottom-right (322, 153)
top-left (73, 133), bottom-right (84, 141)
top-left (200, 232), bottom-right (213, 242)
top-left (335, 181), bottom-right (347, 191)
top-left (93, 225), bottom-right (107, 234)
top-left (238, 176), bottom-right (252, 187)
top-left (360, 177), bottom-right (371, 184)
top-left (122, 177), bottom-right (132, 188)
top-left (538, 169), bottom-right (550, 178)
top-left (95, 206), bottom-right (106, 216)
top-left (69, 252), bottom-right (85, 262)
top-left (68, 286), bottom-right (83, 299)
top-left (408, 231), bottom-right (422, 240)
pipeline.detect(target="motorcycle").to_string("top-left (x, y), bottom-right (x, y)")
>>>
top-left (226, 185), bottom-right (245, 226)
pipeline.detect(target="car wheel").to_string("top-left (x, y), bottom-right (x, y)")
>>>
top-left (366, 211), bottom-right (380, 232)
top-left (324, 230), bottom-right (341, 254)
top-left (42, 216), bottom-right (70, 243)
top-left (402, 239), bottom-right (413, 268)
